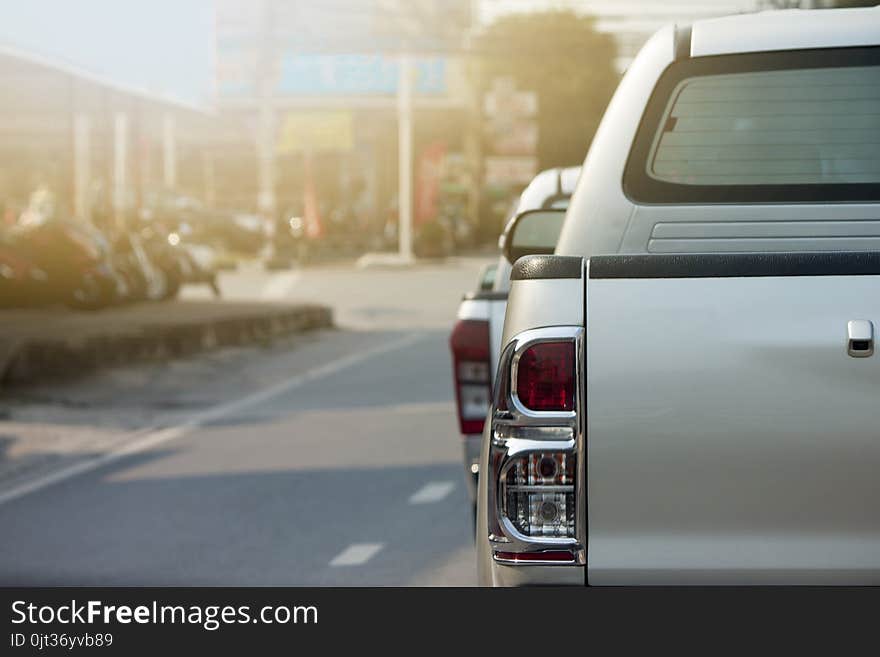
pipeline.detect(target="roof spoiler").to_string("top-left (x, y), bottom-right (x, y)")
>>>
top-left (674, 25), bottom-right (692, 60)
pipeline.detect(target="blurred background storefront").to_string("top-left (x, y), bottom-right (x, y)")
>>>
top-left (1, 0), bottom-right (801, 261)
top-left (213, 0), bottom-right (478, 256)
top-left (0, 44), bottom-right (219, 231)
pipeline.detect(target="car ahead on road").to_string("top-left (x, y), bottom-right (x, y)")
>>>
top-left (478, 7), bottom-right (880, 586)
top-left (449, 167), bottom-right (580, 514)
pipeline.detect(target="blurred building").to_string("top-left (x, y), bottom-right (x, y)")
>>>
top-left (213, 0), bottom-right (478, 248)
top-left (0, 45), bottom-right (221, 230)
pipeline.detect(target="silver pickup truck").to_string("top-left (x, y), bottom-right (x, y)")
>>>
top-left (451, 167), bottom-right (579, 516)
top-left (477, 7), bottom-right (880, 586)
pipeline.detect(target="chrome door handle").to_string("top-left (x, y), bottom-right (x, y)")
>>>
top-left (847, 320), bottom-right (874, 358)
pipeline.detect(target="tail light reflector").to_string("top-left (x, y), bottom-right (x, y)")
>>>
top-left (450, 319), bottom-right (491, 434)
top-left (503, 452), bottom-right (576, 538)
top-left (493, 550), bottom-right (575, 563)
top-left (515, 341), bottom-right (575, 412)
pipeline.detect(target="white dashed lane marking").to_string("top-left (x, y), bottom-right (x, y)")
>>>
top-left (329, 543), bottom-right (384, 567)
top-left (408, 481), bottom-right (455, 505)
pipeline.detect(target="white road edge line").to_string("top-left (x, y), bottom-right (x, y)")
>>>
top-left (408, 481), bottom-right (456, 505)
top-left (0, 333), bottom-right (425, 508)
top-left (329, 543), bottom-right (384, 567)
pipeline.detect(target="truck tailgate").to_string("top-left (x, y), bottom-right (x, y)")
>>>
top-left (585, 253), bottom-right (880, 584)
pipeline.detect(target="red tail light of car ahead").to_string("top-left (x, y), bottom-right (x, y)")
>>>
top-left (449, 318), bottom-right (491, 435)
top-left (514, 341), bottom-right (575, 412)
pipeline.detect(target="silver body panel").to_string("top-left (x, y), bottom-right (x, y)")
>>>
top-left (485, 562), bottom-right (584, 587)
top-left (586, 274), bottom-right (880, 584)
top-left (501, 278), bottom-right (584, 347)
top-left (488, 296), bottom-right (507, 379)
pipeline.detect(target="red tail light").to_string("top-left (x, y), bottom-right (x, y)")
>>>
top-left (515, 341), bottom-right (575, 412)
top-left (450, 319), bottom-right (491, 435)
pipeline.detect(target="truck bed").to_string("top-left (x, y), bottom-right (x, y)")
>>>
top-left (585, 252), bottom-right (880, 584)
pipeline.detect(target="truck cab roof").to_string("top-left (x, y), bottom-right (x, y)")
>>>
top-left (557, 7), bottom-right (880, 260)
top-left (514, 166), bottom-right (581, 215)
top-left (690, 7), bottom-right (880, 58)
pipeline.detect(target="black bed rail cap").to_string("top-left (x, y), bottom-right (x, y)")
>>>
top-left (462, 290), bottom-right (509, 302)
top-left (589, 252), bottom-right (880, 279)
top-left (511, 255), bottom-right (584, 281)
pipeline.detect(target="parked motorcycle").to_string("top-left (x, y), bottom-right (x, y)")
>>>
top-left (112, 231), bottom-right (170, 302)
top-left (140, 224), bottom-right (220, 299)
top-left (7, 221), bottom-right (120, 309)
top-left (0, 237), bottom-right (50, 307)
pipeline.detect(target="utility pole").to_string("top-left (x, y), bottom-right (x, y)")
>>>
top-left (162, 113), bottom-right (177, 190)
top-left (466, 0), bottom-right (482, 242)
top-left (256, 0), bottom-right (277, 218)
top-left (112, 111), bottom-right (128, 229)
top-left (72, 112), bottom-right (91, 221)
top-left (397, 54), bottom-right (415, 262)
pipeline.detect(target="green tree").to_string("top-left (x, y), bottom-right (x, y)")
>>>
top-left (471, 10), bottom-right (619, 171)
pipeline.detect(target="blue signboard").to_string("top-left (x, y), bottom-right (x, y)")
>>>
top-left (277, 54), bottom-right (446, 96)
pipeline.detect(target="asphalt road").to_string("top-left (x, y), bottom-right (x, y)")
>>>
top-left (0, 256), bottom-right (492, 585)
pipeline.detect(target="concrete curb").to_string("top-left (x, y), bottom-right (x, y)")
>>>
top-left (0, 303), bottom-right (332, 386)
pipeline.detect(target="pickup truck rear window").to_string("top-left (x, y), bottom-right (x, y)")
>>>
top-left (624, 47), bottom-right (880, 203)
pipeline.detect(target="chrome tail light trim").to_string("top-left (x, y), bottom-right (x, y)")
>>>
top-left (488, 326), bottom-right (586, 565)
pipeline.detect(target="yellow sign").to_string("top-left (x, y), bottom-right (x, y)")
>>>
top-left (277, 111), bottom-right (354, 153)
